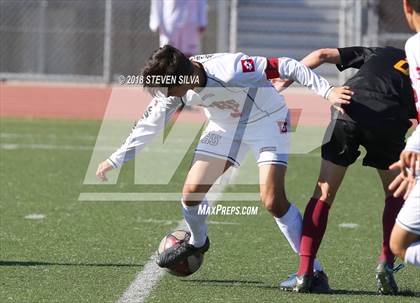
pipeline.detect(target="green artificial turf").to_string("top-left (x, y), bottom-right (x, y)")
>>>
top-left (0, 118), bottom-right (419, 303)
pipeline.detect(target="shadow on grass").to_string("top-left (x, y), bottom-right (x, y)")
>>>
top-left (182, 279), bottom-right (264, 285)
top-left (0, 260), bottom-right (143, 267)
top-left (181, 279), bottom-right (277, 289)
top-left (182, 279), bottom-right (420, 298)
top-left (332, 289), bottom-right (420, 297)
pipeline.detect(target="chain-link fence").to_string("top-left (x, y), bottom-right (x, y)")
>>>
top-left (339, 0), bottom-right (413, 48)
top-left (0, 0), bottom-right (107, 81)
top-left (337, 0), bottom-right (413, 82)
top-left (377, 0), bottom-right (413, 48)
top-left (0, 0), bottom-right (415, 84)
top-left (0, 0), bottom-right (222, 83)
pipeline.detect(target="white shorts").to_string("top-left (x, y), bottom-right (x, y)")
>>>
top-left (159, 24), bottom-right (200, 56)
top-left (396, 180), bottom-right (420, 235)
top-left (195, 109), bottom-right (290, 167)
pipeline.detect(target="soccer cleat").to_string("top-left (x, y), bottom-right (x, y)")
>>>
top-left (279, 271), bottom-right (331, 294)
top-left (156, 237), bottom-right (210, 268)
top-left (375, 262), bottom-right (402, 295)
top-left (312, 271), bottom-right (332, 294)
top-left (293, 273), bottom-right (313, 293)
top-left (279, 273), bottom-right (298, 291)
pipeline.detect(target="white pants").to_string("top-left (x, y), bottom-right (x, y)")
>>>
top-left (159, 24), bottom-right (200, 56)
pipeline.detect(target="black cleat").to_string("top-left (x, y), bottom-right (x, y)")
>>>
top-left (376, 262), bottom-right (403, 295)
top-left (293, 273), bottom-right (313, 293)
top-left (279, 271), bottom-right (330, 294)
top-left (156, 237), bottom-right (210, 268)
top-left (312, 271), bottom-right (332, 294)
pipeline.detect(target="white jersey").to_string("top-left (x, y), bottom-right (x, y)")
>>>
top-left (107, 53), bottom-right (333, 168)
top-left (405, 33), bottom-right (420, 153)
top-left (186, 53), bottom-right (332, 124)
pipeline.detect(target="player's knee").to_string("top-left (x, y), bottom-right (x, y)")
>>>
top-left (390, 239), bottom-right (406, 260)
top-left (260, 193), bottom-right (289, 217)
top-left (182, 183), bottom-right (209, 205)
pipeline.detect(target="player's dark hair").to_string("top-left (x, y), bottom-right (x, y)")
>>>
top-left (408, 0), bottom-right (420, 12)
top-left (142, 45), bottom-right (193, 88)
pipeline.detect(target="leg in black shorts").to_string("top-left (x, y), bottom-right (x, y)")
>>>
top-left (321, 119), bottom-right (408, 170)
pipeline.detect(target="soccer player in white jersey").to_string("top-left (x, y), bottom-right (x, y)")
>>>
top-left (95, 45), bottom-right (352, 278)
top-left (389, 0), bottom-right (420, 269)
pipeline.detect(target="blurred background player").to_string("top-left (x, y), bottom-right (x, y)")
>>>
top-left (149, 0), bottom-right (207, 57)
top-left (274, 46), bottom-right (416, 294)
top-left (389, 0), bottom-right (420, 270)
top-left (96, 45), bottom-right (352, 276)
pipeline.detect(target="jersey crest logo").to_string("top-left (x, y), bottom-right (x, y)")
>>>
top-left (241, 59), bottom-right (255, 73)
top-left (393, 59), bottom-right (409, 76)
top-left (277, 121), bottom-right (288, 133)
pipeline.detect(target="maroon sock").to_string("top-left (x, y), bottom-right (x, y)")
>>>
top-left (380, 196), bottom-right (404, 266)
top-left (298, 198), bottom-right (331, 275)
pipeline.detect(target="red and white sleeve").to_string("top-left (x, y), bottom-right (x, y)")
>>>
top-left (265, 57), bottom-right (333, 99)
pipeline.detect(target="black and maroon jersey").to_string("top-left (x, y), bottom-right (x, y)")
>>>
top-left (336, 46), bottom-right (417, 128)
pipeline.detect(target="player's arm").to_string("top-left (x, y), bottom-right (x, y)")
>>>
top-left (301, 47), bottom-right (381, 71)
top-left (96, 97), bottom-right (183, 181)
top-left (271, 49), bottom-right (340, 92)
top-left (234, 54), bottom-right (352, 112)
top-left (300, 48), bottom-right (341, 69)
top-left (267, 57), bottom-right (353, 113)
top-left (273, 47), bottom-right (373, 91)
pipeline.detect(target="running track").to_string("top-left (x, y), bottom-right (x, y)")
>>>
top-left (0, 82), bottom-right (331, 125)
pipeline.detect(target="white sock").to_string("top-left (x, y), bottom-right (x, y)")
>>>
top-left (274, 203), bottom-right (324, 272)
top-left (404, 241), bottom-right (420, 267)
top-left (182, 199), bottom-right (208, 247)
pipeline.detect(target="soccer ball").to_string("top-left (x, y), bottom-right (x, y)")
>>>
top-left (157, 230), bottom-right (204, 276)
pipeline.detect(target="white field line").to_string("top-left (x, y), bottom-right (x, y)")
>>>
top-left (338, 223), bottom-right (359, 229)
top-left (0, 140), bottom-right (324, 158)
top-left (1, 143), bottom-right (99, 151)
top-left (0, 132), bottom-right (192, 142)
top-left (79, 192), bottom-right (260, 202)
top-left (115, 184), bottom-right (226, 303)
top-left (137, 218), bottom-right (240, 226)
top-left (0, 133), bottom-right (322, 157)
top-left (0, 132), bottom-right (97, 141)
top-left (0, 143), bottom-right (186, 154)
top-left (24, 213), bottom-right (45, 220)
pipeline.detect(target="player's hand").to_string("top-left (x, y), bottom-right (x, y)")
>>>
top-left (271, 78), bottom-right (294, 93)
top-left (388, 167), bottom-right (416, 199)
top-left (398, 150), bottom-right (420, 178)
top-left (96, 160), bottom-right (114, 182)
top-left (326, 86), bottom-right (353, 114)
top-left (388, 151), bottom-right (420, 199)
